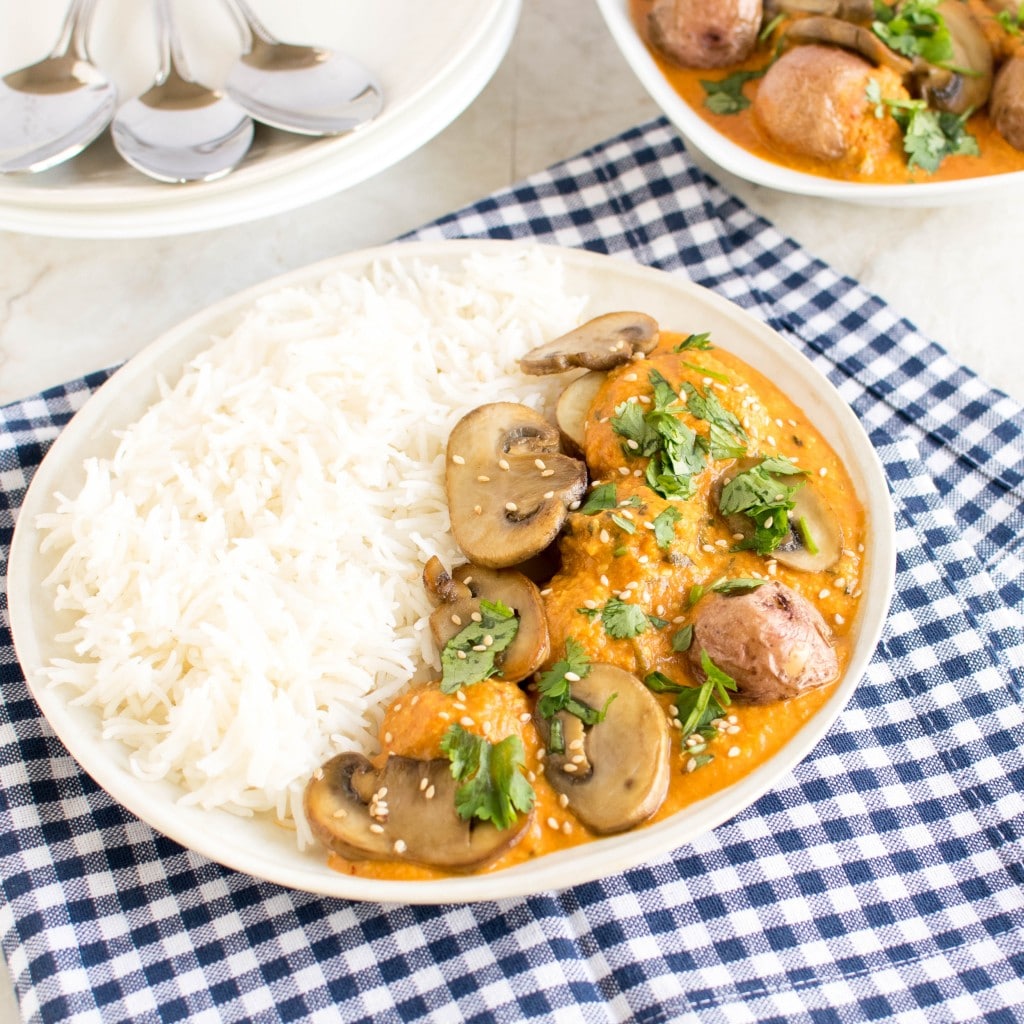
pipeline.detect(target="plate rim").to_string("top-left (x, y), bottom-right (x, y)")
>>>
top-left (595, 0), bottom-right (1024, 205)
top-left (8, 238), bottom-right (897, 903)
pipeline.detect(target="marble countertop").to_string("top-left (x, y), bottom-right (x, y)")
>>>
top-left (1, 0), bottom-right (1022, 1015)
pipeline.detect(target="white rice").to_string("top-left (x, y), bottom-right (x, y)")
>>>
top-left (36, 247), bottom-right (588, 846)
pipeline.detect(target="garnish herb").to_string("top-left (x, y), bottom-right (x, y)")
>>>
top-left (580, 482), bottom-right (618, 515)
top-left (795, 515), bottom-right (819, 555)
top-left (653, 506), bottom-right (683, 550)
top-left (644, 671), bottom-right (686, 694)
top-left (681, 360), bottom-right (731, 384)
top-left (718, 455), bottom-right (808, 554)
top-left (680, 382), bottom-right (747, 460)
top-left (610, 513), bottom-right (637, 535)
top-left (440, 724), bottom-right (534, 830)
top-left (671, 625), bottom-right (694, 652)
top-left (866, 79), bottom-right (979, 173)
top-left (440, 599), bottom-right (519, 693)
top-left (708, 577), bottom-right (768, 596)
top-left (996, 2), bottom-right (1024, 35)
top-left (872, 0), bottom-right (954, 66)
top-left (601, 597), bottom-right (650, 639)
top-left (673, 332), bottom-right (714, 352)
top-left (676, 652), bottom-right (738, 736)
top-left (701, 68), bottom-right (767, 115)
top-left (536, 638), bottom-right (615, 754)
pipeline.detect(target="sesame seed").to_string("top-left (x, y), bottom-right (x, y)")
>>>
top-left (626, 439), bottom-right (640, 450)
top-left (333, 808), bottom-right (348, 818)
top-left (498, 459), bottom-right (510, 471)
top-left (542, 469), bottom-right (555, 477)
top-left (460, 716), bottom-right (475, 727)
top-left (600, 529), bottom-right (611, 543)
top-left (702, 544), bottom-right (715, 553)
top-left (633, 469), bottom-right (642, 477)
top-left (506, 501), bottom-right (518, 512)
top-left (727, 714), bottom-right (738, 723)
top-left (540, 587), bottom-right (553, 596)
top-left (600, 574), bottom-right (609, 587)
top-left (643, 521), bottom-right (656, 530)
top-left (562, 763), bottom-right (579, 773)
top-left (483, 635), bottom-right (494, 647)
top-left (584, 599), bottom-right (598, 609)
top-left (384, 731), bottom-right (393, 745)
top-left (457, 690), bottom-right (467, 701)
top-left (727, 724), bottom-right (741, 734)
top-left (686, 758), bottom-right (697, 773)
top-left (764, 517), bottom-right (774, 529)
top-left (568, 737), bottom-right (585, 750)
top-left (477, 474), bottom-right (491, 483)
top-left (819, 589), bottom-right (831, 600)
top-left (535, 459), bottom-right (546, 470)
top-left (715, 539), bottom-right (729, 549)
top-left (536, 748), bottom-right (546, 761)
top-left (569, 499), bottom-right (581, 509)
top-left (638, 555), bottom-right (649, 564)
top-left (438, 711), bottom-right (450, 720)
top-left (638, 395), bottom-right (651, 404)
top-left (618, 467), bottom-right (630, 476)
top-left (767, 435), bottom-right (776, 447)
top-left (419, 777), bottom-right (429, 791)
top-left (558, 793), bottom-right (570, 808)
top-left (393, 839), bottom-right (407, 854)
top-left (835, 577), bottom-right (847, 589)
top-left (547, 817), bottom-right (560, 830)
top-left (562, 822), bottom-right (573, 835)
top-left (564, 671), bottom-right (581, 682)
top-left (473, 505), bottom-right (482, 515)
top-left (733, 532), bottom-right (745, 541)
top-left (456, 650), bottom-right (467, 660)
top-left (527, 771), bottom-right (537, 783)
top-left (835, 613), bottom-right (846, 625)
top-left (471, 612), bottom-right (482, 622)
top-left (519, 712), bottom-right (532, 723)
top-left (451, 454), bottom-right (465, 465)
top-left (819, 467), bottom-right (828, 477)
top-left (369, 823), bottom-right (385, 834)
top-left (451, 613), bottom-right (462, 625)
top-left (624, 372), bottom-right (638, 381)
top-left (571, 754), bottom-right (586, 764)
top-left (425, 785), bottom-right (435, 799)
top-left (472, 644), bottom-right (487, 652)
top-left (728, 746), bottom-right (741, 758)
top-left (411, 694), bottom-right (420, 706)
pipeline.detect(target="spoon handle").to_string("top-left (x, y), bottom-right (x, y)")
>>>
top-left (48, 0), bottom-right (99, 61)
top-left (222, 0), bottom-right (281, 50)
top-left (153, 0), bottom-right (194, 84)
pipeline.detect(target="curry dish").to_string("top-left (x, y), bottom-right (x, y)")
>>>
top-left (303, 316), bottom-right (865, 880)
top-left (632, 0), bottom-right (1024, 184)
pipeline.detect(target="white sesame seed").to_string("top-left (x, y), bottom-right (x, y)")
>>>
top-left (425, 785), bottom-right (435, 799)
top-left (451, 613), bottom-right (462, 625)
top-left (819, 588), bottom-right (831, 600)
top-left (835, 613), bottom-right (846, 625)
top-left (540, 587), bottom-right (553, 596)
top-left (384, 731), bottom-right (393, 745)
top-left (419, 777), bottom-right (429, 791)
top-left (519, 712), bottom-right (532, 723)
top-left (547, 817), bottom-right (560, 830)
top-left (543, 490), bottom-right (554, 499)
top-left (727, 714), bottom-right (738, 724)
top-left (727, 724), bottom-right (741, 734)
top-left (626, 439), bottom-right (640, 450)
top-left (600, 574), bottom-right (610, 587)
top-left (471, 611), bottom-right (482, 622)
top-left (498, 458), bottom-right (510, 471)
top-left (562, 763), bottom-right (579, 773)
top-left (477, 474), bottom-right (490, 483)
top-left (568, 737), bottom-right (585, 750)
top-left (624, 372), bottom-right (638, 382)
top-left (456, 650), bottom-right (467, 660)
top-left (369, 823), bottom-right (385, 834)
top-left (457, 690), bottom-right (467, 701)
top-left (702, 544), bottom-right (715, 553)
top-left (571, 754), bottom-right (586, 764)
top-left (600, 529), bottom-right (611, 543)
top-left (460, 716), bottom-right (475, 727)
top-left (394, 839), bottom-right (407, 854)
top-left (564, 671), bottom-right (581, 682)
top-left (638, 395), bottom-right (651, 404)
top-left (728, 746), bottom-right (741, 758)
top-left (584, 599), bottom-right (598, 609)
top-left (542, 469), bottom-right (556, 477)
top-left (506, 501), bottom-right (518, 512)
top-left (618, 467), bottom-right (630, 476)
top-left (472, 644), bottom-right (487, 652)
top-left (686, 758), bottom-right (697, 773)
top-left (535, 459), bottom-right (546, 470)
top-left (451, 454), bottom-right (465, 465)
top-left (819, 467), bottom-right (828, 477)
top-left (438, 711), bottom-right (450, 720)
top-left (562, 822), bottom-right (573, 835)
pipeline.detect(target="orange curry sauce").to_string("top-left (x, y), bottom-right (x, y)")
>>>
top-left (631, 0), bottom-right (1024, 184)
top-left (327, 331), bottom-right (866, 882)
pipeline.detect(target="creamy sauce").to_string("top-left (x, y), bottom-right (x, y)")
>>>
top-left (631, 0), bottom-right (1024, 184)
top-left (327, 331), bottom-right (865, 881)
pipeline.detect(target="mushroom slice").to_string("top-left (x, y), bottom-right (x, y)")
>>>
top-left (425, 558), bottom-right (550, 684)
top-left (535, 664), bottom-right (671, 834)
top-left (917, 1), bottom-right (992, 115)
top-left (519, 312), bottom-right (659, 376)
top-left (304, 752), bottom-right (530, 870)
top-left (716, 458), bottom-right (842, 573)
top-left (556, 370), bottom-right (606, 455)
top-left (772, 485), bottom-right (843, 572)
top-left (446, 403), bottom-right (587, 569)
top-left (784, 15), bottom-right (914, 76)
top-left (422, 556), bottom-right (471, 607)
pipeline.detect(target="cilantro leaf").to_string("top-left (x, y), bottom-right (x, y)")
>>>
top-left (701, 68), bottom-right (766, 114)
top-left (644, 670), bottom-right (687, 694)
top-left (673, 332), bottom-right (714, 352)
top-left (611, 400), bottom-right (660, 457)
top-left (872, 0), bottom-right (953, 66)
top-left (580, 482), bottom-right (618, 515)
top-left (708, 577), bottom-right (768, 596)
top-left (719, 456), bottom-right (808, 555)
top-left (892, 101), bottom-right (979, 173)
top-left (653, 506), bottom-right (682, 550)
top-left (601, 597), bottom-right (649, 639)
top-left (680, 382), bottom-right (747, 460)
top-left (671, 625), bottom-right (694, 652)
top-left (610, 512), bottom-right (636, 534)
top-left (440, 600), bottom-right (519, 693)
top-left (676, 651), bottom-right (738, 736)
top-left (536, 639), bottom-right (615, 753)
top-left (440, 725), bottom-right (534, 830)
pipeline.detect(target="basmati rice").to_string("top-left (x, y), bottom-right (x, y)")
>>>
top-left (36, 247), bottom-right (588, 846)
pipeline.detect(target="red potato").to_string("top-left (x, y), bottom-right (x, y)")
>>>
top-left (648, 0), bottom-right (762, 69)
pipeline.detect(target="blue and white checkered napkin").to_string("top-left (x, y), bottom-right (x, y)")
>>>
top-left (2, 118), bottom-right (1023, 1023)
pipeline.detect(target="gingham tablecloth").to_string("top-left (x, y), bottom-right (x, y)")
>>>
top-left (2, 118), bottom-right (1023, 1023)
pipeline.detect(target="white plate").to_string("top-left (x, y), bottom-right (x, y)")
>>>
top-left (595, 0), bottom-right (1024, 206)
top-left (0, 0), bottom-right (519, 237)
top-left (8, 239), bottom-right (896, 903)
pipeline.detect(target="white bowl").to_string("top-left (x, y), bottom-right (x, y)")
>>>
top-left (7, 239), bottom-right (896, 903)
top-left (595, 0), bottom-right (1024, 206)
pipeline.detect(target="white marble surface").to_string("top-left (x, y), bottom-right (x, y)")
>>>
top-left (1, 0), bottom-right (1023, 1016)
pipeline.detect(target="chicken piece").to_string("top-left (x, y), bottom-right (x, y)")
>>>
top-left (688, 580), bottom-right (838, 703)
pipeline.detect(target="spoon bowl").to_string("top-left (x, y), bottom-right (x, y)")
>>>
top-left (0, 0), bottom-right (117, 174)
top-left (111, 0), bottom-right (254, 184)
top-left (222, 0), bottom-right (383, 136)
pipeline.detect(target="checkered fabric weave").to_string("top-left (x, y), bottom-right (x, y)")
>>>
top-left (1, 118), bottom-right (1022, 1023)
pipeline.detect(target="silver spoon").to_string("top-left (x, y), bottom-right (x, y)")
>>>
top-left (0, 0), bottom-right (117, 174)
top-left (111, 0), bottom-right (254, 184)
top-left (222, 0), bottom-right (383, 136)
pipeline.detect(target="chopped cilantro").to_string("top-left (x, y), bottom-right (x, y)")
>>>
top-left (997, 2), bottom-right (1024, 35)
top-left (688, 583), bottom-right (705, 607)
top-left (440, 599), bottom-right (519, 693)
top-left (676, 652), bottom-right (737, 736)
top-left (671, 625), bottom-right (694, 652)
top-left (680, 382), bottom-right (747, 460)
top-left (610, 512), bottom-right (636, 534)
top-left (576, 606), bottom-right (600, 621)
top-left (673, 332), bottom-right (714, 352)
top-left (440, 725), bottom-right (534, 830)
top-left (795, 515), bottom-right (820, 555)
top-left (708, 577), bottom-right (767, 596)
top-left (601, 597), bottom-right (649, 639)
top-left (872, 0), bottom-right (953, 66)
top-left (644, 670), bottom-right (687, 694)
top-left (719, 456), bottom-right (807, 555)
top-left (536, 639), bottom-right (615, 754)
top-left (611, 400), bottom-right (660, 457)
top-left (653, 506), bottom-right (683, 550)
top-left (700, 68), bottom-right (766, 115)
top-left (580, 483), bottom-right (618, 515)
top-left (681, 360), bottom-right (731, 384)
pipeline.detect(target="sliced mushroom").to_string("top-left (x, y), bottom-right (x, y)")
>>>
top-left (917, 1), bottom-right (993, 115)
top-left (304, 752), bottom-right (531, 870)
top-left (992, 53), bottom-right (1024, 151)
top-left (446, 403), bottom-right (587, 569)
top-left (689, 581), bottom-right (838, 704)
top-left (423, 557), bottom-right (550, 683)
top-left (556, 370), bottom-right (606, 455)
top-left (534, 664), bottom-right (670, 834)
top-left (519, 312), bottom-right (659, 376)
top-left (784, 16), bottom-right (915, 76)
top-left (765, 0), bottom-right (873, 22)
top-left (716, 458), bottom-right (842, 572)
